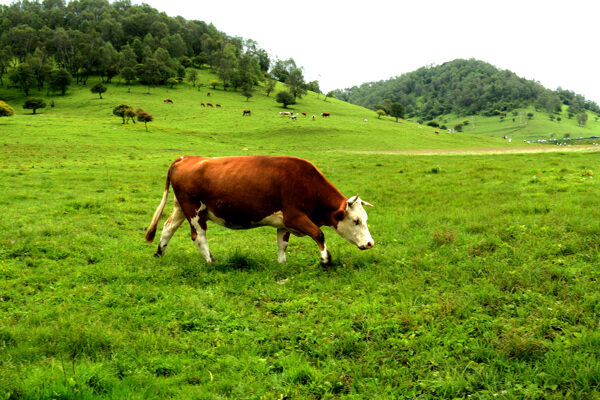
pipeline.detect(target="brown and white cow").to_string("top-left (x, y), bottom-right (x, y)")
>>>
top-left (145, 155), bottom-right (374, 266)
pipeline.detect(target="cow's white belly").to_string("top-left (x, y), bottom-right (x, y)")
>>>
top-left (205, 209), bottom-right (286, 229)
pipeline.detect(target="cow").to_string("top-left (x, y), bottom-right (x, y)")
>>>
top-left (206, 103), bottom-right (213, 107)
top-left (289, 115), bottom-right (297, 120)
top-left (242, 109), bottom-right (251, 116)
top-left (145, 155), bottom-right (374, 267)
top-left (302, 112), bottom-right (307, 117)
top-left (216, 104), bottom-right (222, 108)
top-left (163, 99), bottom-right (173, 104)
top-left (200, 102), bottom-right (205, 107)
top-left (321, 112), bottom-right (330, 117)
top-left (279, 111), bottom-right (291, 117)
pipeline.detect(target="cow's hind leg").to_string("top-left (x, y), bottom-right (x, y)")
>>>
top-left (277, 228), bottom-right (291, 263)
top-left (155, 200), bottom-right (186, 257)
top-left (190, 215), bottom-right (215, 263)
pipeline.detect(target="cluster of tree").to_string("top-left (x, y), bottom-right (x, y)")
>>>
top-left (112, 103), bottom-right (152, 130)
top-left (334, 59), bottom-right (600, 121)
top-left (0, 0), bottom-right (274, 95)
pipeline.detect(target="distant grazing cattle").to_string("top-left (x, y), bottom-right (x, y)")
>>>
top-left (435, 130), bottom-right (439, 134)
top-left (289, 115), bottom-right (297, 120)
top-left (321, 112), bottom-right (330, 117)
top-left (163, 99), bottom-right (173, 104)
top-left (242, 109), bottom-right (251, 116)
top-left (302, 112), bottom-right (307, 117)
top-left (201, 102), bottom-right (205, 107)
top-left (312, 114), bottom-right (316, 120)
top-left (279, 111), bottom-right (290, 117)
top-left (206, 103), bottom-right (213, 107)
top-left (207, 92), bottom-right (211, 96)
top-left (216, 104), bottom-right (222, 108)
top-left (145, 155), bottom-right (375, 266)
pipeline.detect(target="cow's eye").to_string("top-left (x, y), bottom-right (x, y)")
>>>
top-left (353, 219), bottom-right (360, 225)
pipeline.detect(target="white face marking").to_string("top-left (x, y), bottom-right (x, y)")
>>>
top-left (334, 196), bottom-right (374, 249)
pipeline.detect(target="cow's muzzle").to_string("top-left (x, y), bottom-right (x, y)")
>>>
top-left (359, 241), bottom-right (374, 250)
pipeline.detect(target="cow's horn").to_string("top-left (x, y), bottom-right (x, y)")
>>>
top-left (361, 200), bottom-right (374, 208)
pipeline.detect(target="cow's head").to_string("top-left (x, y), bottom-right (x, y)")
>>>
top-left (333, 195), bottom-right (374, 250)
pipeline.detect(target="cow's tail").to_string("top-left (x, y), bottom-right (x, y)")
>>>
top-left (145, 171), bottom-right (171, 243)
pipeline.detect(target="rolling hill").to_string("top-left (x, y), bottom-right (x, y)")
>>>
top-left (334, 59), bottom-right (600, 140)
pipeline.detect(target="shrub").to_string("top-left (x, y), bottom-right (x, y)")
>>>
top-left (0, 100), bottom-right (15, 117)
top-left (426, 121), bottom-right (439, 128)
top-left (275, 91), bottom-right (296, 108)
top-left (453, 123), bottom-right (463, 132)
top-left (527, 112), bottom-right (534, 119)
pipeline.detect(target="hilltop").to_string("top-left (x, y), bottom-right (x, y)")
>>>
top-left (334, 59), bottom-right (600, 124)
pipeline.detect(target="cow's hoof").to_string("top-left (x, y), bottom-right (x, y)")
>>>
top-left (154, 244), bottom-right (165, 257)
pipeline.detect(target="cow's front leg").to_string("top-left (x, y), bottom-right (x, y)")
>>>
top-left (190, 216), bottom-right (215, 263)
top-left (277, 228), bottom-right (291, 263)
top-left (284, 214), bottom-right (332, 268)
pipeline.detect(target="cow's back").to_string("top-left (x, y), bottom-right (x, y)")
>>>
top-left (168, 155), bottom-right (344, 228)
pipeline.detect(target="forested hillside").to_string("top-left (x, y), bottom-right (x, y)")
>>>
top-left (0, 0), bottom-right (317, 97)
top-left (334, 59), bottom-right (600, 121)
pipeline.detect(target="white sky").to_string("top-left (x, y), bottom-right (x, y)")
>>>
top-left (3, 0), bottom-right (600, 103)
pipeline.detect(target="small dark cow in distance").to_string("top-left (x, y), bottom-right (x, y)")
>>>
top-left (206, 103), bottom-right (213, 107)
top-left (163, 98), bottom-right (173, 103)
top-left (242, 109), bottom-right (251, 116)
top-left (145, 155), bottom-right (374, 266)
top-left (321, 112), bottom-right (330, 117)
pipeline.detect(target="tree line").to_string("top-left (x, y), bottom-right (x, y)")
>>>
top-left (333, 58), bottom-right (600, 121)
top-left (0, 0), bottom-right (319, 100)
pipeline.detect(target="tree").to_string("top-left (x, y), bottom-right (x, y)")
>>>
top-left (91, 82), bottom-right (107, 98)
top-left (577, 111), bottom-right (588, 127)
top-left (9, 63), bottom-right (36, 96)
top-left (48, 68), bottom-right (72, 95)
top-left (390, 103), bottom-right (405, 122)
top-left (209, 79), bottom-right (219, 89)
top-left (307, 80), bottom-right (321, 98)
top-left (264, 78), bottom-right (276, 97)
top-left (271, 58), bottom-right (297, 82)
top-left (286, 68), bottom-right (307, 99)
top-left (136, 108), bottom-right (153, 131)
top-left (376, 109), bottom-right (386, 119)
top-left (113, 103), bottom-right (133, 124)
top-left (0, 101), bottom-right (15, 117)
top-left (275, 91), bottom-right (296, 108)
top-left (167, 77), bottom-right (178, 88)
top-left (120, 66), bottom-right (136, 91)
top-left (241, 85), bottom-right (253, 102)
top-left (187, 69), bottom-right (198, 86)
top-left (23, 98), bottom-right (46, 114)
top-left (324, 91), bottom-right (335, 102)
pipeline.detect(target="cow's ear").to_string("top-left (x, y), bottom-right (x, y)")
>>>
top-left (333, 209), bottom-right (345, 221)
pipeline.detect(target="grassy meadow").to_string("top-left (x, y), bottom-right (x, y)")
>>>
top-left (1, 73), bottom-right (600, 399)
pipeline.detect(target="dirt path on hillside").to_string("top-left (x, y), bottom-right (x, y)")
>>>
top-left (336, 145), bottom-right (600, 156)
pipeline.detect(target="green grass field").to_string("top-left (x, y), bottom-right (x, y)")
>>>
top-left (1, 73), bottom-right (600, 399)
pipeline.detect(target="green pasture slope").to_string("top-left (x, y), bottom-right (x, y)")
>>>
top-left (1, 74), bottom-right (600, 399)
top-left (423, 105), bottom-right (600, 143)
